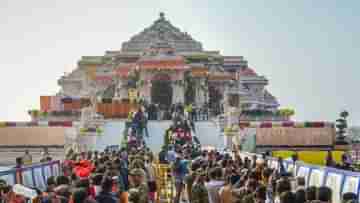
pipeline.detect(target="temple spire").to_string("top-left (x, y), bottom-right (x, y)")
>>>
top-left (159, 12), bottom-right (165, 20)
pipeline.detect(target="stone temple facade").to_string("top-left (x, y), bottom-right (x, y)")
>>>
top-left (50, 13), bottom-right (282, 121)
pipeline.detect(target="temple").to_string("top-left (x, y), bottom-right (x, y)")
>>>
top-left (32, 13), bottom-right (288, 122)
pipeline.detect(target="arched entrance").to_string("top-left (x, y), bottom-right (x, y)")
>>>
top-left (151, 74), bottom-right (173, 108)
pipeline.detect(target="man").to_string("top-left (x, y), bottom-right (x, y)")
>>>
top-left (185, 163), bottom-right (200, 203)
top-left (22, 150), bottom-right (32, 165)
top-left (166, 146), bottom-right (176, 163)
top-left (219, 176), bottom-right (233, 203)
top-left (158, 147), bottom-right (168, 164)
top-left (173, 155), bottom-right (189, 203)
top-left (40, 147), bottom-right (51, 162)
top-left (128, 168), bottom-right (148, 203)
top-left (205, 167), bottom-right (224, 203)
top-left (191, 169), bottom-right (209, 203)
top-left (294, 177), bottom-right (306, 203)
top-left (95, 177), bottom-right (118, 203)
top-left (13, 157), bottom-right (23, 169)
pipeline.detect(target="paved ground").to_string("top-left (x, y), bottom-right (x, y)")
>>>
top-left (0, 148), bottom-right (65, 167)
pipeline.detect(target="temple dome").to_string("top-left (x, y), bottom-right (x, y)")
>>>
top-left (121, 13), bottom-right (203, 53)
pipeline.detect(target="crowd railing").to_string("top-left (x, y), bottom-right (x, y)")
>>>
top-left (0, 160), bottom-right (61, 191)
top-left (239, 152), bottom-right (360, 203)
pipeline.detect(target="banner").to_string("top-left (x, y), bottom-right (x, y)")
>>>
top-left (309, 169), bottom-right (325, 187)
top-left (325, 172), bottom-right (343, 203)
top-left (0, 161), bottom-right (60, 190)
top-left (256, 127), bottom-right (335, 147)
top-left (342, 175), bottom-right (360, 195)
top-left (13, 184), bottom-right (37, 199)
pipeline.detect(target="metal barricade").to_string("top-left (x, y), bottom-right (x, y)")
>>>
top-left (155, 164), bottom-right (174, 203)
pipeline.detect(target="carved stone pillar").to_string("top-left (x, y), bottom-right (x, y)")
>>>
top-left (172, 83), bottom-right (184, 104)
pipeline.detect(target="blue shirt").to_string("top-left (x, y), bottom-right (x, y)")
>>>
top-left (167, 150), bottom-right (176, 163)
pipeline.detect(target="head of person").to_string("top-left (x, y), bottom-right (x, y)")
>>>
top-left (25, 149), bottom-right (29, 155)
top-left (262, 168), bottom-right (272, 183)
top-left (276, 179), bottom-right (291, 196)
top-left (245, 179), bottom-right (257, 192)
top-left (317, 186), bottom-right (332, 202)
top-left (15, 157), bottom-right (23, 167)
top-left (56, 175), bottom-right (70, 186)
top-left (280, 191), bottom-right (296, 203)
top-left (296, 177), bottom-right (305, 188)
top-left (92, 174), bottom-right (103, 186)
top-left (208, 167), bottom-right (218, 180)
top-left (46, 176), bottom-right (56, 192)
top-left (342, 192), bottom-right (358, 203)
top-left (129, 168), bottom-right (145, 186)
top-left (255, 185), bottom-right (267, 203)
top-left (101, 176), bottom-right (113, 193)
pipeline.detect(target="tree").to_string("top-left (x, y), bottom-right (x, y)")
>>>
top-left (336, 110), bottom-right (349, 144)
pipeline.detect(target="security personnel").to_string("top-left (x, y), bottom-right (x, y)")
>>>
top-left (191, 169), bottom-right (209, 203)
top-left (128, 168), bottom-right (149, 203)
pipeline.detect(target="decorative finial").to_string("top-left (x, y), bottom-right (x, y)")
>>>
top-left (160, 12), bottom-right (165, 19)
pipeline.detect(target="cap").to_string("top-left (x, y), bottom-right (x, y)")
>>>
top-left (0, 179), bottom-right (7, 186)
top-left (129, 168), bottom-right (146, 177)
top-left (196, 169), bottom-right (206, 176)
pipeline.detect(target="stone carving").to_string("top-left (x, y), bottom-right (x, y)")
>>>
top-left (122, 13), bottom-right (203, 52)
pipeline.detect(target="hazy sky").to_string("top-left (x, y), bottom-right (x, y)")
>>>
top-left (1, 0), bottom-right (359, 124)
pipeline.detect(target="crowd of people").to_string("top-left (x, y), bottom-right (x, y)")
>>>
top-left (143, 102), bottom-right (210, 121)
top-left (3, 145), bottom-right (358, 203)
top-left (0, 105), bottom-right (358, 203)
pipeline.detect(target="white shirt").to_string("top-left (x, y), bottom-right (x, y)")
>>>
top-left (205, 180), bottom-right (225, 203)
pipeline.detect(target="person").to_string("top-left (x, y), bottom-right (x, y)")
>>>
top-left (277, 157), bottom-right (286, 176)
top-left (191, 169), bottom-right (209, 203)
top-left (173, 155), bottom-right (189, 203)
top-left (54, 185), bottom-right (71, 203)
top-left (95, 177), bottom-right (118, 203)
top-left (184, 163), bottom-right (200, 203)
top-left (205, 167), bottom-right (224, 203)
top-left (342, 151), bottom-right (353, 169)
top-left (14, 157), bottom-right (23, 169)
top-left (280, 191), bottom-right (296, 203)
top-left (158, 147), bottom-right (168, 164)
top-left (91, 174), bottom-right (103, 197)
top-left (41, 147), bottom-right (51, 162)
top-left (305, 186), bottom-right (317, 202)
top-left (325, 151), bottom-right (334, 167)
top-left (145, 154), bottom-right (157, 203)
top-left (22, 149), bottom-right (32, 165)
top-left (128, 168), bottom-right (148, 203)
top-left (219, 176), bottom-right (233, 203)
top-left (254, 185), bottom-right (267, 203)
top-left (166, 146), bottom-right (176, 163)
top-left (294, 177), bottom-right (306, 203)
top-left (317, 186), bottom-right (332, 203)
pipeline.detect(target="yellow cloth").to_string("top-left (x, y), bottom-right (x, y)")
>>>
top-left (22, 154), bottom-right (32, 165)
top-left (272, 151), bottom-right (344, 166)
